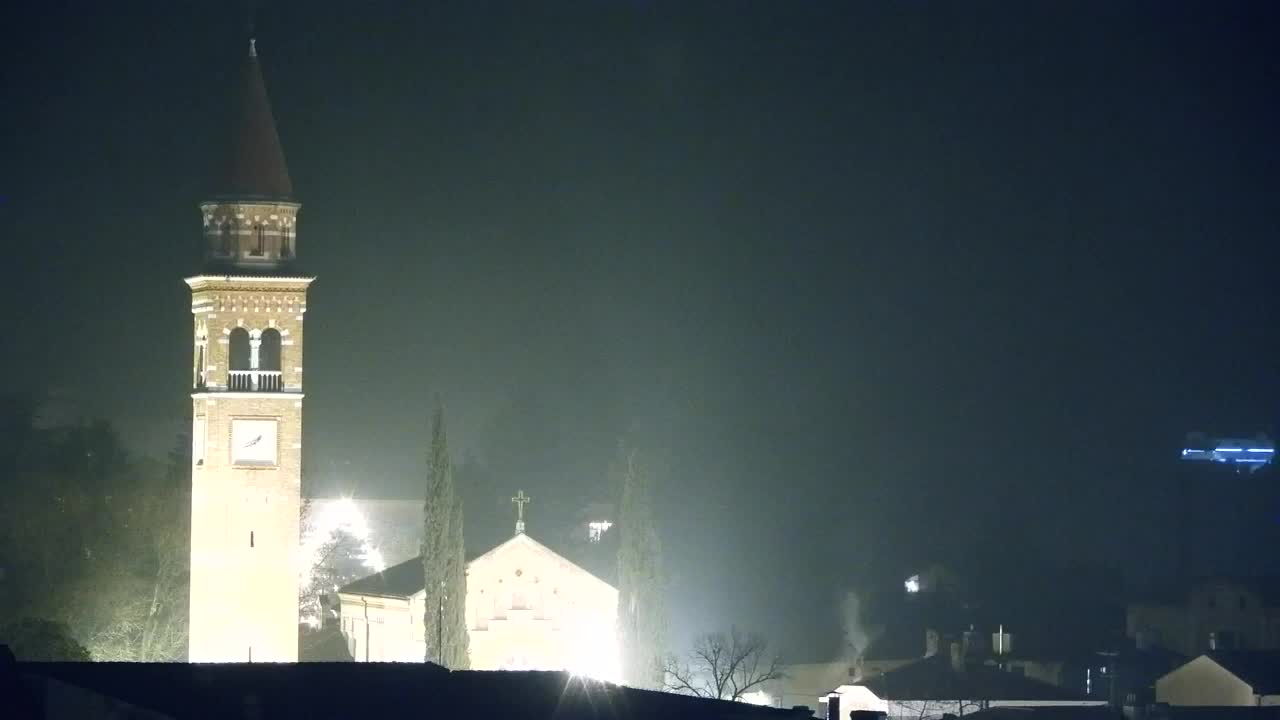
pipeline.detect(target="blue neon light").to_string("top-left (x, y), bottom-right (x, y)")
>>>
top-left (1179, 433), bottom-right (1275, 473)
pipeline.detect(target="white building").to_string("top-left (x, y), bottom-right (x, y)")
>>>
top-left (337, 525), bottom-right (619, 680)
top-left (1155, 652), bottom-right (1280, 707)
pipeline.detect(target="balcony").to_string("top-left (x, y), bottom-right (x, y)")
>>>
top-left (228, 370), bottom-right (283, 392)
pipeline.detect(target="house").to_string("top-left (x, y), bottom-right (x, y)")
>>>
top-left (1128, 578), bottom-right (1280, 656)
top-left (1155, 651), bottom-right (1280, 706)
top-left (847, 645), bottom-right (1106, 719)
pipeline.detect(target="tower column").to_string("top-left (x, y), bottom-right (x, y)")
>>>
top-left (187, 36), bottom-right (310, 664)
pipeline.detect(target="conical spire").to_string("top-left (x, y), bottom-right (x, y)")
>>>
top-left (214, 37), bottom-right (293, 199)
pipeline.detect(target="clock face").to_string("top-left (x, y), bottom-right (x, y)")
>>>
top-left (231, 419), bottom-right (278, 466)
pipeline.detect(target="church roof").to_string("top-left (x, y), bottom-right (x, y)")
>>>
top-left (337, 534), bottom-right (615, 600)
top-left (212, 38), bottom-right (293, 200)
top-left (337, 555), bottom-right (426, 599)
top-left (468, 533), bottom-right (615, 590)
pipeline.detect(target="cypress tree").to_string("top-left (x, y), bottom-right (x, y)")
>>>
top-left (422, 403), bottom-right (467, 667)
top-left (615, 443), bottom-right (667, 688)
top-left (446, 494), bottom-right (470, 668)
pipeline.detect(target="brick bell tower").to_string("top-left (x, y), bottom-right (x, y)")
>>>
top-left (187, 37), bottom-right (311, 663)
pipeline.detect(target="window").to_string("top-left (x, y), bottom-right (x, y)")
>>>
top-left (252, 225), bottom-right (265, 255)
top-left (281, 227), bottom-right (292, 258)
top-left (250, 531), bottom-right (255, 548)
top-left (220, 223), bottom-right (232, 255)
top-left (259, 328), bottom-right (282, 371)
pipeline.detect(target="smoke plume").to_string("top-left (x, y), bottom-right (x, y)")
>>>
top-left (840, 590), bottom-right (878, 679)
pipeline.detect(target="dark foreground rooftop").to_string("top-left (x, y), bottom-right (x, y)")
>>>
top-left (5, 652), bottom-right (813, 720)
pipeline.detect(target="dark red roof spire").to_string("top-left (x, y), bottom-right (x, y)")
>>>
top-left (214, 36), bottom-right (293, 200)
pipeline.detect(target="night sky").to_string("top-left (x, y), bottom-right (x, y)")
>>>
top-left (4, 1), bottom-right (1280, 657)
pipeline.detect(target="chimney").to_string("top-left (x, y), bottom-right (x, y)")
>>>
top-left (992, 626), bottom-right (1013, 656)
top-left (950, 642), bottom-right (964, 673)
top-left (925, 629), bottom-right (940, 657)
top-left (962, 626), bottom-right (980, 657)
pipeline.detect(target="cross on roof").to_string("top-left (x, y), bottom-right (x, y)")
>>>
top-left (511, 490), bottom-right (531, 535)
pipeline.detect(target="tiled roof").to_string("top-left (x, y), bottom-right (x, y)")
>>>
top-left (337, 555), bottom-right (424, 598)
top-left (861, 654), bottom-right (1089, 702)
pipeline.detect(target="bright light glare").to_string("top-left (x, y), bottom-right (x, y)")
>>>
top-left (299, 497), bottom-right (388, 627)
top-left (741, 690), bottom-right (774, 706)
top-left (567, 614), bottom-right (621, 684)
top-left (587, 520), bottom-right (613, 543)
top-left (905, 575), bottom-right (920, 593)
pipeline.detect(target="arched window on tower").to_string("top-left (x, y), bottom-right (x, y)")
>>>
top-left (280, 226), bottom-right (292, 259)
top-left (228, 328), bottom-right (251, 390)
top-left (258, 328), bottom-right (282, 391)
top-left (194, 341), bottom-right (206, 389)
top-left (219, 222), bottom-right (232, 255)
top-left (252, 225), bottom-right (265, 256)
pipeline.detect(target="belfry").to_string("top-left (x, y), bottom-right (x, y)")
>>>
top-left (187, 37), bottom-right (311, 662)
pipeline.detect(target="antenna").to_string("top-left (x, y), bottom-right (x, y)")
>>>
top-left (246, 0), bottom-right (259, 52)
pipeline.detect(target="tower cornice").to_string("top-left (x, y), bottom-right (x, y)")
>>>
top-left (185, 275), bottom-right (315, 293)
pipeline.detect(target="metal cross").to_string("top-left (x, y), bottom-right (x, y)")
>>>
top-left (511, 490), bottom-right (531, 535)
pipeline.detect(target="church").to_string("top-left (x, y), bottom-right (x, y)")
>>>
top-left (183, 36), bottom-right (620, 672)
top-left (337, 492), bottom-right (621, 681)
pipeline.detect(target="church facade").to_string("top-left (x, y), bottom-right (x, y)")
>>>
top-left (187, 38), bottom-right (310, 662)
top-left (338, 519), bottom-right (619, 680)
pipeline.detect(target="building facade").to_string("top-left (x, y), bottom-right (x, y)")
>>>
top-left (1128, 579), bottom-right (1280, 657)
top-left (337, 530), bottom-right (619, 680)
top-left (1156, 652), bottom-right (1280, 706)
top-left (187, 38), bottom-right (312, 662)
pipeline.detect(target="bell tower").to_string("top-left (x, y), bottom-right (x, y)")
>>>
top-left (187, 37), bottom-right (311, 663)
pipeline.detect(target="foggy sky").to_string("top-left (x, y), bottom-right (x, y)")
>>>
top-left (3, 1), bottom-right (1280, 657)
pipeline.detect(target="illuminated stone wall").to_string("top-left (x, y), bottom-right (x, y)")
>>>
top-left (188, 275), bottom-right (312, 663)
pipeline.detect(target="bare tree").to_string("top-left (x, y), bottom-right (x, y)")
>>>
top-left (661, 627), bottom-right (784, 702)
